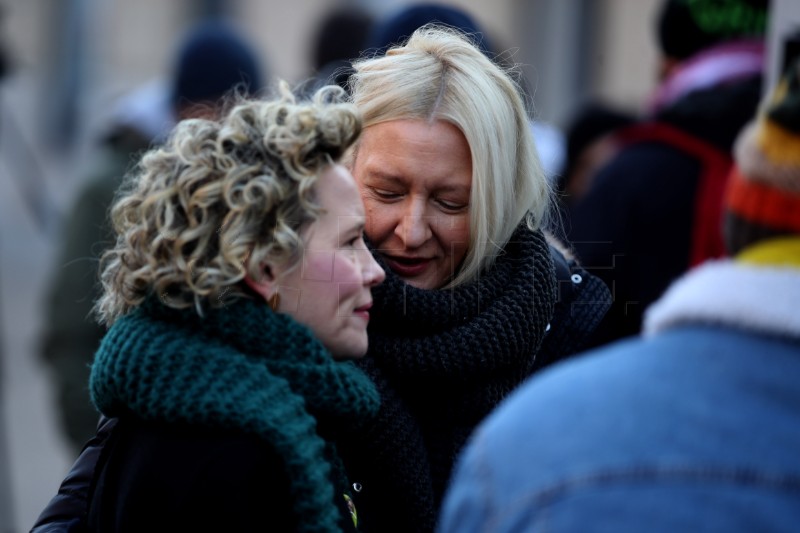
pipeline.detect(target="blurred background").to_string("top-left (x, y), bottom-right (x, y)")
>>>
top-left (0, 0), bottom-right (798, 531)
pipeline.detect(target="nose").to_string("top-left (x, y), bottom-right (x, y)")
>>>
top-left (396, 198), bottom-right (432, 249)
top-left (363, 251), bottom-right (385, 287)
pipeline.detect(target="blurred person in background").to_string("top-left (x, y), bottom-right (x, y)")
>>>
top-left (39, 18), bottom-right (264, 454)
top-left (556, 102), bottom-right (636, 224)
top-left (439, 57), bottom-right (800, 533)
top-left (568, 0), bottom-right (770, 344)
top-left (307, 5), bottom-right (374, 91)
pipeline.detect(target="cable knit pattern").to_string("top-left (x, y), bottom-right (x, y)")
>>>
top-left (341, 225), bottom-right (557, 532)
top-left (90, 297), bottom-right (379, 533)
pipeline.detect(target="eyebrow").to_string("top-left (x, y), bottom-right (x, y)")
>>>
top-left (364, 171), bottom-right (405, 185)
top-left (365, 172), bottom-right (470, 195)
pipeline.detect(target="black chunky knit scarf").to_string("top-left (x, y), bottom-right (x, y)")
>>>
top-left (341, 225), bottom-right (557, 532)
top-left (90, 298), bottom-right (380, 533)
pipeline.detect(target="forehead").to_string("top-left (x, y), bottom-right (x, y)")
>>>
top-left (313, 164), bottom-right (364, 223)
top-left (359, 119), bottom-right (470, 160)
top-left (356, 119), bottom-right (472, 190)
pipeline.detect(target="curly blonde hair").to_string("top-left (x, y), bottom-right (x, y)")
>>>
top-left (95, 83), bottom-right (361, 325)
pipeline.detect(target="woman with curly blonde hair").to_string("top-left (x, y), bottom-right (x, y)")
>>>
top-left (80, 83), bottom-right (384, 532)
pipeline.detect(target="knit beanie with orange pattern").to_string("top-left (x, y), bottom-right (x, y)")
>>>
top-left (724, 57), bottom-right (800, 254)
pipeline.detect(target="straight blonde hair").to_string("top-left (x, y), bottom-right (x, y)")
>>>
top-left (349, 25), bottom-right (550, 287)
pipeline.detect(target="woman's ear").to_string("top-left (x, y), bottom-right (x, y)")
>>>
top-left (243, 264), bottom-right (276, 302)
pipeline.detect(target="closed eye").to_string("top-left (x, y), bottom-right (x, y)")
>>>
top-left (436, 198), bottom-right (469, 212)
top-left (371, 188), bottom-right (403, 200)
top-left (343, 229), bottom-right (366, 248)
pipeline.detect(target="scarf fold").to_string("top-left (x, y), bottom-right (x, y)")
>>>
top-left (91, 297), bottom-right (379, 533)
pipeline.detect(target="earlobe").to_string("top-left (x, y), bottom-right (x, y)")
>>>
top-left (243, 265), bottom-right (277, 303)
top-left (243, 274), bottom-right (271, 301)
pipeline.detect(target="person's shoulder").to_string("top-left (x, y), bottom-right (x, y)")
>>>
top-left (105, 418), bottom-right (295, 529)
top-left (443, 325), bottom-right (800, 532)
top-left (464, 323), bottom-right (800, 472)
top-left (118, 418), bottom-right (283, 479)
top-left (462, 330), bottom-right (713, 484)
top-left (442, 333), bottom-right (685, 525)
top-left (539, 235), bottom-right (612, 359)
top-left (480, 336), bottom-right (648, 435)
top-left (439, 339), bottom-right (651, 533)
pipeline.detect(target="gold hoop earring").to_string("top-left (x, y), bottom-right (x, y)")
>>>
top-left (268, 292), bottom-right (280, 312)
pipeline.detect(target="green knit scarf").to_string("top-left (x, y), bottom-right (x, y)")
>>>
top-left (90, 296), bottom-right (380, 533)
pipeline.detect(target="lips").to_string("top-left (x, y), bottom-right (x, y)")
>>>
top-left (384, 255), bottom-right (432, 277)
top-left (353, 302), bottom-right (372, 321)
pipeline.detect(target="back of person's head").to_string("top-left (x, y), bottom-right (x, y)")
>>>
top-left (559, 103), bottom-right (636, 200)
top-left (366, 2), bottom-right (493, 56)
top-left (95, 83), bottom-right (360, 324)
top-left (349, 25), bottom-right (548, 286)
top-left (102, 81), bottom-right (174, 149)
top-left (657, 0), bottom-right (769, 61)
top-left (171, 19), bottom-right (265, 119)
top-left (724, 57), bottom-right (800, 255)
top-left (564, 104), bottom-right (636, 169)
top-left (311, 6), bottom-right (374, 89)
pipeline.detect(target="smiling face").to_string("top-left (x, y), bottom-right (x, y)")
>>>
top-left (250, 164), bottom-right (385, 360)
top-left (352, 119), bottom-right (472, 290)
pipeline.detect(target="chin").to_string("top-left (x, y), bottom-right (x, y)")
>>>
top-left (403, 274), bottom-right (447, 291)
top-left (332, 350), bottom-right (367, 361)
top-left (330, 340), bottom-right (369, 361)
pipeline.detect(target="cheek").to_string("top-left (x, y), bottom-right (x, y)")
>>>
top-left (363, 200), bottom-right (399, 243)
top-left (295, 254), bottom-right (340, 311)
top-left (332, 252), bottom-right (364, 289)
top-left (436, 215), bottom-right (471, 257)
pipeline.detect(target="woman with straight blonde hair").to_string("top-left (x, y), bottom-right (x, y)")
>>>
top-left (338, 23), bottom-right (611, 532)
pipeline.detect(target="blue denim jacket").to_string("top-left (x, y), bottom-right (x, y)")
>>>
top-left (439, 261), bottom-right (800, 532)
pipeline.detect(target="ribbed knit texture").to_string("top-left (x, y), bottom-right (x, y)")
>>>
top-left (340, 225), bottom-right (557, 532)
top-left (90, 297), bottom-right (379, 533)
